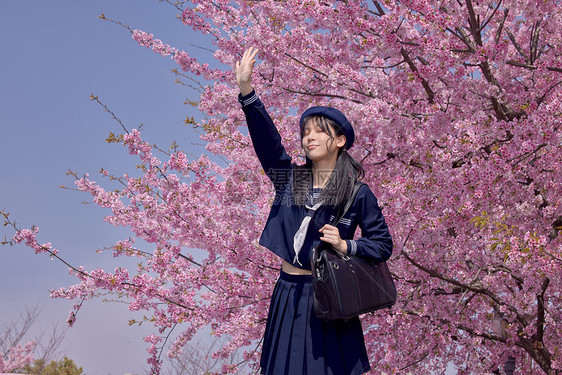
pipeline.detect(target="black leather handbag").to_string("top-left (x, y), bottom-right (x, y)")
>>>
top-left (311, 183), bottom-right (397, 320)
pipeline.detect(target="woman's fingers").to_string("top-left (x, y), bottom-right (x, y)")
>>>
top-left (241, 47), bottom-right (258, 70)
top-left (236, 47), bottom-right (258, 95)
top-left (320, 224), bottom-right (338, 233)
top-left (244, 47), bottom-right (253, 61)
top-left (243, 46), bottom-right (257, 60)
top-left (247, 47), bottom-right (258, 62)
top-left (319, 225), bottom-right (347, 253)
top-left (319, 225), bottom-right (340, 242)
top-left (239, 47), bottom-right (253, 67)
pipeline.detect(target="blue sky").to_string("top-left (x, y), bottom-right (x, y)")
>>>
top-left (0, 1), bottom-right (214, 374)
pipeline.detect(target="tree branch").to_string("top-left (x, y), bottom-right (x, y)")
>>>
top-left (284, 52), bottom-right (328, 78)
top-left (494, 9), bottom-right (509, 44)
top-left (90, 95), bottom-right (130, 134)
top-left (282, 87), bottom-right (363, 103)
top-left (536, 277), bottom-right (550, 343)
top-left (479, 0), bottom-right (503, 33)
top-left (98, 13), bottom-right (134, 34)
top-left (400, 48), bottom-right (435, 103)
top-left (506, 29), bottom-right (527, 60)
top-left (506, 61), bottom-right (562, 74)
top-left (465, 0), bottom-right (483, 46)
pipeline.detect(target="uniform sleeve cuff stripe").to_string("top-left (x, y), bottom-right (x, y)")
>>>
top-left (349, 240), bottom-right (357, 256)
top-left (239, 93), bottom-right (258, 107)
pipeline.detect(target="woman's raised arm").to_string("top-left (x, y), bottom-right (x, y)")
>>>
top-left (235, 47), bottom-right (292, 189)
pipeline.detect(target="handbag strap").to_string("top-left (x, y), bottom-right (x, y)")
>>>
top-left (312, 181), bottom-right (362, 261)
top-left (312, 181), bottom-right (363, 264)
top-left (329, 181), bottom-right (363, 226)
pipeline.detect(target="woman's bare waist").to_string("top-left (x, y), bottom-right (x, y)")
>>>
top-left (281, 260), bottom-right (312, 275)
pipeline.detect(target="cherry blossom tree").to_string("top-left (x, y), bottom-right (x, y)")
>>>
top-left (167, 335), bottom-right (249, 374)
top-left (0, 342), bottom-right (34, 374)
top-left (0, 306), bottom-right (66, 373)
top-left (3, 0), bottom-right (561, 374)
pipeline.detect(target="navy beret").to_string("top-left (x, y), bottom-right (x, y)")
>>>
top-left (299, 106), bottom-right (355, 150)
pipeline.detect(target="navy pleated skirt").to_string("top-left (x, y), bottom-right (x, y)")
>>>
top-left (260, 271), bottom-right (370, 375)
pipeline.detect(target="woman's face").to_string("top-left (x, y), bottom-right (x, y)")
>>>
top-left (301, 118), bottom-right (346, 163)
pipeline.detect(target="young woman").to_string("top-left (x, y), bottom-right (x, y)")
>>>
top-left (236, 47), bottom-right (393, 375)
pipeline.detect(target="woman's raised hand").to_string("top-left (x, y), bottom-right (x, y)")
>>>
top-left (235, 47), bottom-right (258, 96)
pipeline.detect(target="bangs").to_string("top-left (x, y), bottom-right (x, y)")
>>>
top-left (300, 116), bottom-right (339, 139)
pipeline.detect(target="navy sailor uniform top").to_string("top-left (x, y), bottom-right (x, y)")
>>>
top-left (239, 90), bottom-right (393, 270)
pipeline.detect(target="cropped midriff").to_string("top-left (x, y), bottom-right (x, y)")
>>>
top-left (282, 260), bottom-right (312, 275)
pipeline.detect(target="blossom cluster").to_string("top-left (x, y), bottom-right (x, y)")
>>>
top-left (0, 342), bottom-right (35, 373)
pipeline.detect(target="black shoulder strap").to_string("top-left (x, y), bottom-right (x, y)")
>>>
top-left (330, 182), bottom-right (363, 226)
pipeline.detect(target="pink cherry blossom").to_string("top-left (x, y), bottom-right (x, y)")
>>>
top-left (0, 342), bottom-right (35, 373)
